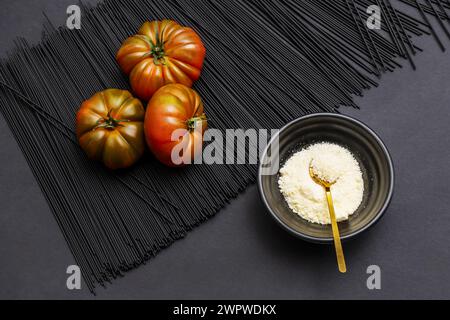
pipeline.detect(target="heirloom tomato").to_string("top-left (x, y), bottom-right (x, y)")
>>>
top-left (116, 20), bottom-right (206, 101)
top-left (144, 84), bottom-right (207, 167)
top-left (76, 89), bottom-right (145, 170)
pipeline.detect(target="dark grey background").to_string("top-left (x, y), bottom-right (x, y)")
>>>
top-left (1, 0), bottom-right (449, 299)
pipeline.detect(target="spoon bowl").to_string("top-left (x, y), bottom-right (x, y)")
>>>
top-left (309, 165), bottom-right (337, 188)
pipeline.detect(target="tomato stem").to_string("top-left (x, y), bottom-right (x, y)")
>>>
top-left (95, 110), bottom-right (130, 130)
top-left (136, 27), bottom-right (167, 65)
top-left (150, 29), bottom-right (167, 65)
top-left (186, 114), bottom-right (207, 132)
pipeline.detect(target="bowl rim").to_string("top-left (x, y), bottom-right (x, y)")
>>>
top-left (257, 113), bottom-right (395, 244)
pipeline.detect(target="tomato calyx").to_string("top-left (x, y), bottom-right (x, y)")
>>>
top-left (151, 30), bottom-right (168, 65)
top-left (95, 110), bottom-right (130, 130)
top-left (150, 44), bottom-right (166, 65)
top-left (135, 32), bottom-right (168, 65)
top-left (186, 114), bottom-right (207, 132)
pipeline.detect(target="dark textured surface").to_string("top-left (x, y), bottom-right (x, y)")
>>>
top-left (1, 0), bottom-right (450, 299)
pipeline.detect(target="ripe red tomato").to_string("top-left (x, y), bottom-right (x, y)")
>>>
top-left (145, 84), bottom-right (207, 167)
top-left (116, 20), bottom-right (206, 101)
top-left (76, 89), bottom-right (145, 169)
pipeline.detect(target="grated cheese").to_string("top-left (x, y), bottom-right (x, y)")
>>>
top-left (278, 142), bottom-right (364, 225)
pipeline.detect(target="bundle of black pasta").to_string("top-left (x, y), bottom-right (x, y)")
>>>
top-left (0, 0), bottom-right (444, 292)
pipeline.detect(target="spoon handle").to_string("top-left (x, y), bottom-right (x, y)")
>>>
top-left (325, 188), bottom-right (347, 273)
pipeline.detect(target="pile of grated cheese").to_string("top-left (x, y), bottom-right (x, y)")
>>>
top-left (278, 142), bottom-right (364, 225)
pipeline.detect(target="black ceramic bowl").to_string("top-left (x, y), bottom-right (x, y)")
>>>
top-left (258, 113), bottom-right (394, 243)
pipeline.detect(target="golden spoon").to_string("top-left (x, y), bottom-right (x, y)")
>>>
top-left (309, 164), bottom-right (347, 273)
